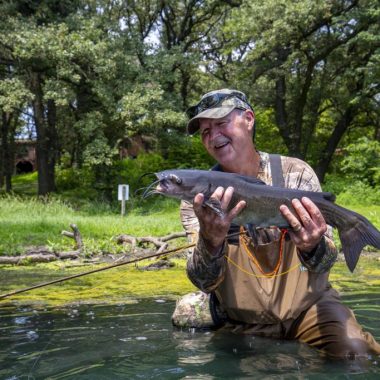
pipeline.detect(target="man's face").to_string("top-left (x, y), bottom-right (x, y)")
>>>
top-left (199, 109), bottom-right (255, 167)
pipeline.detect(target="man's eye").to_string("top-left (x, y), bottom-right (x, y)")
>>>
top-left (201, 129), bottom-right (209, 136)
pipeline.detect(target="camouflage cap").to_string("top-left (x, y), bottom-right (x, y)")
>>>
top-left (186, 89), bottom-right (253, 135)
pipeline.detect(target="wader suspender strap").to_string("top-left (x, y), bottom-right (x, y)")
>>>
top-left (269, 154), bottom-right (285, 188)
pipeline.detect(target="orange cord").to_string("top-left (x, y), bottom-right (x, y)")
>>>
top-left (239, 227), bottom-right (288, 277)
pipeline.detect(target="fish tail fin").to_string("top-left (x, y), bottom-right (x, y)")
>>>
top-left (337, 210), bottom-right (380, 272)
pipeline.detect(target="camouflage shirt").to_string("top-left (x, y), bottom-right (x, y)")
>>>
top-left (181, 151), bottom-right (338, 293)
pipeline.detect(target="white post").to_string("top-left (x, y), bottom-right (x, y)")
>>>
top-left (118, 185), bottom-right (129, 216)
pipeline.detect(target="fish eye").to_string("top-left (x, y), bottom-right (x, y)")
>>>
top-left (169, 174), bottom-right (182, 184)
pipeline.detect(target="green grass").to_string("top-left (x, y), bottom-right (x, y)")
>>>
top-left (8, 172), bottom-right (38, 196)
top-left (0, 195), bottom-right (183, 255)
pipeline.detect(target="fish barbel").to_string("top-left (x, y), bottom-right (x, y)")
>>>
top-left (149, 169), bottom-right (380, 272)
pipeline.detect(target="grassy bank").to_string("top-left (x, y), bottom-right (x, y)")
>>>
top-left (0, 195), bottom-right (183, 256)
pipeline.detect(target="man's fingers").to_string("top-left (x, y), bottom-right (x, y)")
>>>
top-left (301, 197), bottom-right (326, 228)
top-left (221, 186), bottom-right (234, 210)
top-left (279, 204), bottom-right (302, 231)
top-left (196, 186), bottom-right (235, 212)
top-left (212, 186), bottom-right (225, 200)
top-left (228, 200), bottom-right (246, 220)
top-left (280, 197), bottom-right (327, 252)
top-left (193, 193), bottom-right (205, 215)
top-left (291, 199), bottom-right (315, 230)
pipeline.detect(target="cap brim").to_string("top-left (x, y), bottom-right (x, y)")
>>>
top-left (187, 106), bottom-right (235, 135)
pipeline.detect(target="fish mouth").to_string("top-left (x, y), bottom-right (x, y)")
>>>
top-left (141, 172), bottom-right (183, 199)
top-left (156, 180), bottom-right (169, 193)
top-left (140, 179), bottom-right (161, 199)
top-left (143, 177), bottom-right (175, 198)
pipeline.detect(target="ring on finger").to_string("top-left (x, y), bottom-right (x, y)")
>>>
top-left (292, 224), bottom-right (302, 232)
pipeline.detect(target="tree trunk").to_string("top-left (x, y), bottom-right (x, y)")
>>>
top-left (5, 123), bottom-right (15, 192)
top-left (1, 111), bottom-right (14, 192)
top-left (30, 72), bottom-right (57, 195)
top-left (46, 99), bottom-right (57, 191)
top-left (315, 107), bottom-right (355, 182)
top-left (274, 76), bottom-right (291, 149)
top-left (0, 112), bottom-right (6, 189)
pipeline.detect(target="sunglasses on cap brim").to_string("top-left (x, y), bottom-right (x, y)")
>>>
top-left (186, 92), bottom-right (253, 120)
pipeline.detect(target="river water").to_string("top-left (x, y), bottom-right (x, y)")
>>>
top-left (0, 295), bottom-right (379, 379)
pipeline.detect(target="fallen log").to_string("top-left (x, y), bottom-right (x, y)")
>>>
top-left (61, 223), bottom-right (83, 251)
top-left (0, 229), bottom-right (188, 265)
top-left (0, 253), bottom-right (65, 264)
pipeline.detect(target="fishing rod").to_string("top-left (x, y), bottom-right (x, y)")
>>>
top-left (0, 231), bottom-right (244, 301)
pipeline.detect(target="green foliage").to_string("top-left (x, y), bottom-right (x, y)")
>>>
top-left (0, 78), bottom-right (32, 112)
top-left (340, 137), bottom-right (380, 186)
top-left (160, 133), bottom-right (216, 170)
top-left (1, 0), bottom-right (379, 196)
top-left (254, 107), bottom-right (288, 155)
top-left (114, 153), bottom-right (166, 194)
top-left (55, 137), bottom-right (216, 207)
top-left (56, 167), bottom-right (94, 191)
top-left (323, 175), bottom-right (380, 207)
top-left (119, 84), bottom-right (186, 136)
top-left (337, 184), bottom-right (380, 208)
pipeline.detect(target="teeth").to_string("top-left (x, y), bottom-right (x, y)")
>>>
top-left (213, 136), bottom-right (230, 149)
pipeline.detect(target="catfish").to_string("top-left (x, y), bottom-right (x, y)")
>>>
top-left (146, 169), bottom-right (380, 272)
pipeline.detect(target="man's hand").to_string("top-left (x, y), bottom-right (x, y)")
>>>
top-left (193, 186), bottom-right (246, 255)
top-left (279, 197), bottom-right (327, 253)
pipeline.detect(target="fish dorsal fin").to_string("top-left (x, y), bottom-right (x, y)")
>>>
top-left (322, 192), bottom-right (336, 202)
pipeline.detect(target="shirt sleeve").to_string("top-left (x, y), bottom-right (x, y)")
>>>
top-left (282, 157), bottom-right (338, 273)
top-left (297, 231), bottom-right (337, 273)
top-left (180, 200), bottom-right (228, 292)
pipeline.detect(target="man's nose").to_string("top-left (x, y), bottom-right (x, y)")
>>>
top-left (209, 125), bottom-right (220, 140)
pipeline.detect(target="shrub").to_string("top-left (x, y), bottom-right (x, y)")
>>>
top-left (323, 174), bottom-right (380, 206)
top-left (340, 137), bottom-right (380, 187)
top-left (56, 167), bottom-right (94, 191)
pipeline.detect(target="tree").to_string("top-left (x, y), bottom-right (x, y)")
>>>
top-left (202, 0), bottom-right (380, 180)
top-left (1, 0), bottom-right (378, 195)
top-left (0, 74), bottom-right (32, 192)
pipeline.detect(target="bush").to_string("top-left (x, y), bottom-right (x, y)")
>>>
top-left (56, 167), bottom-right (94, 191)
top-left (340, 137), bottom-right (380, 187)
top-left (336, 181), bottom-right (380, 207)
top-left (323, 174), bottom-right (380, 206)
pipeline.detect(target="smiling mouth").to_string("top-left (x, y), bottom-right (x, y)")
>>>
top-left (214, 142), bottom-right (229, 150)
top-left (213, 136), bottom-right (231, 150)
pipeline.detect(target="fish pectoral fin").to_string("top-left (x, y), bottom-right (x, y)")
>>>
top-left (203, 198), bottom-right (225, 218)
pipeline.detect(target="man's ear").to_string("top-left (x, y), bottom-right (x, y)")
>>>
top-left (245, 110), bottom-right (255, 133)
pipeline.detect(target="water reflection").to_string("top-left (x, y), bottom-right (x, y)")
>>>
top-left (0, 296), bottom-right (378, 379)
top-left (174, 329), bottom-right (216, 365)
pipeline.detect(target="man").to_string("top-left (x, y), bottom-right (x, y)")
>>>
top-left (172, 89), bottom-right (380, 359)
